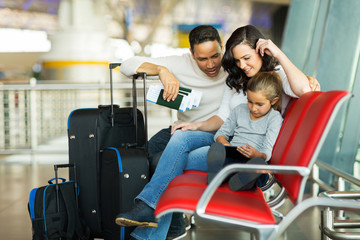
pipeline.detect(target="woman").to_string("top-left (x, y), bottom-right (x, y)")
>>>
top-left (116, 25), bottom-right (318, 240)
top-left (173, 25), bottom-right (312, 133)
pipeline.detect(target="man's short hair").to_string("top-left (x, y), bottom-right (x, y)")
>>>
top-left (189, 25), bottom-right (221, 53)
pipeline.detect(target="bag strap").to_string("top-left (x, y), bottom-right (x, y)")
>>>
top-left (58, 183), bottom-right (77, 238)
top-left (59, 183), bottom-right (90, 239)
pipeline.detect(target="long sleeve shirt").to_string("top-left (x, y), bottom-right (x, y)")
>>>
top-left (214, 104), bottom-right (283, 161)
top-left (120, 54), bottom-right (227, 123)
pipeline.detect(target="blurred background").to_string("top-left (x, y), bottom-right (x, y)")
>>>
top-left (0, 0), bottom-right (359, 178)
top-left (0, 0), bottom-right (294, 163)
top-left (0, 0), bottom-right (359, 238)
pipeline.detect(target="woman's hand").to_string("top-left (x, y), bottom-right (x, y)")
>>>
top-left (307, 75), bottom-right (321, 91)
top-left (171, 122), bottom-right (201, 134)
top-left (255, 39), bottom-right (281, 59)
top-left (237, 143), bottom-right (266, 160)
top-left (256, 39), bottom-right (310, 96)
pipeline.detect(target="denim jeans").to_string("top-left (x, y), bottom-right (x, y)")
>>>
top-left (132, 130), bottom-right (214, 240)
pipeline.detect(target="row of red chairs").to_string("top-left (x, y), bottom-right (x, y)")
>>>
top-left (155, 90), bottom-right (360, 240)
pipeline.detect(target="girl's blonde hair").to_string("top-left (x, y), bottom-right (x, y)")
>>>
top-left (247, 72), bottom-right (282, 112)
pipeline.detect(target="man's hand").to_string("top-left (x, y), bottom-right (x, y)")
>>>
top-left (158, 67), bottom-right (180, 102)
top-left (171, 122), bottom-right (201, 134)
top-left (307, 75), bottom-right (320, 91)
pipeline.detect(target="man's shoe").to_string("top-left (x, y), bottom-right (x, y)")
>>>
top-left (115, 200), bottom-right (158, 228)
top-left (207, 142), bottom-right (226, 183)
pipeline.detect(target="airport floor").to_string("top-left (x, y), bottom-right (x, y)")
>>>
top-left (0, 160), bottom-right (323, 240)
top-left (0, 134), bottom-right (326, 240)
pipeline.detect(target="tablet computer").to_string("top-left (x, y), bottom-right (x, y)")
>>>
top-left (225, 146), bottom-right (249, 162)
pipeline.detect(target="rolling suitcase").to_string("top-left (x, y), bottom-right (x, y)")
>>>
top-left (100, 147), bottom-right (149, 240)
top-left (67, 63), bottom-right (149, 238)
top-left (100, 65), bottom-right (150, 240)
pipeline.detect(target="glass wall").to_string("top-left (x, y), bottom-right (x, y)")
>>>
top-left (282, 0), bottom-right (360, 185)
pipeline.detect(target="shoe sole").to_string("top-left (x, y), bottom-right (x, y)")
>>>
top-left (115, 217), bottom-right (158, 228)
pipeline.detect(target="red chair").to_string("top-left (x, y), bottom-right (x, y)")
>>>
top-left (155, 91), bottom-right (359, 240)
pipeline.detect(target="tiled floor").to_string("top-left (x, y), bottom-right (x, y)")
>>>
top-left (0, 134), bottom-right (324, 240)
top-left (0, 161), bottom-right (324, 240)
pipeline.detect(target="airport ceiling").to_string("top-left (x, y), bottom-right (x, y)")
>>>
top-left (0, 0), bottom-right (290, 43)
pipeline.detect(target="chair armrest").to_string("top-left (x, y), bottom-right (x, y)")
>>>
top-left (272, 197), bottom-right (360, 240)
top-left (196, 163), bottom-right (310, 217)
top-left (319, 191), bottom-right (360, 199)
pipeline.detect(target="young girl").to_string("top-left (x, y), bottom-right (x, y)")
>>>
top-left (207, 71), bottom-right (283, 190)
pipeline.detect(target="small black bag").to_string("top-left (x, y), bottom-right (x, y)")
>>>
top-left (28, 164), bottom-right (89, 240)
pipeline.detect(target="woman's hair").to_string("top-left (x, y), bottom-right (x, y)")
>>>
top-left (247, 72), bottom-right (282, 112)
top-left (221, 25), bottom-right (279, 94)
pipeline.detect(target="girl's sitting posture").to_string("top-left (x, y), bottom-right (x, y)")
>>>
top-left (207, 71), bottom-right (283, 190)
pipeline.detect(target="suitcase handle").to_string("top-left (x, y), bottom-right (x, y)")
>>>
top-left (132, 72), bottom-right (148, 152)
top-left (109, 63), bottom-right (121, 127)
top-left (109, 63), bottom-right (148, 153)
top-left (54, 163), bottom-right (79, 211)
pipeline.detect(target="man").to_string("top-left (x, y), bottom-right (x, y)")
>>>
top-left (119, 25), bottom-right (227, 240)
top-left (120, 25), bottom-right (226, 164)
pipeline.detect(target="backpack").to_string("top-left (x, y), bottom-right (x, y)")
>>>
top-left (28, 164), bottom-right (89, 240)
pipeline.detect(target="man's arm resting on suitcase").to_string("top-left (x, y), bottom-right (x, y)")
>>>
top-left (120, 57), bottom-right (180, 101)
top-left (136, 62), bottom-right (179, 102)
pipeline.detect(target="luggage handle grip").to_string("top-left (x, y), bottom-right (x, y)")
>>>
top-left (48, 177), bottom-right (66, 184)
top-left (54, 163), bottom-right (75, 169)
top-left (109, 63), bottom-right (121, 70)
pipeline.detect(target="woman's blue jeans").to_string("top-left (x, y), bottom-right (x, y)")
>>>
top-left (131, 130), bottom-right (214, 240)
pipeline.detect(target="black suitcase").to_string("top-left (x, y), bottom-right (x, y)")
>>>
top-left (100, 65), bottom-right (150, 240)
top-left (67, 63), bottom-right (149, 238)
top-left (100, 147), bottom-right (149, 240)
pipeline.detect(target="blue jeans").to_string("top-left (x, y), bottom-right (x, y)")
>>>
top-left (131, 130), bottom-right (214, 240)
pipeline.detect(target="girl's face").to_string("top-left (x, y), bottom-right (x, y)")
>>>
top-left (247, 90), bottom-right (273, 120)
top-left (232, 43), bottom-right (262, 77)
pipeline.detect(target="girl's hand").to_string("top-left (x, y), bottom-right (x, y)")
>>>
top-left (171, 122), bottom-right (200, 134)
top-left (237, 143), bottom-right (263, 159)
top-left (255, 38), bottom-right (281, 59)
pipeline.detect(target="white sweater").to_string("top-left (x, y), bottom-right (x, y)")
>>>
top-left (120, 53), bottom-right (227, 123)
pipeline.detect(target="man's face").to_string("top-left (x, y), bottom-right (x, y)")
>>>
top-left (191, 40), bottom-right (223, 77)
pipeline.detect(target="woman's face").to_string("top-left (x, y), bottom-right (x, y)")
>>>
top-left (232, 43), bottom-right (262, 77)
